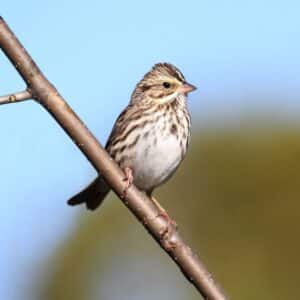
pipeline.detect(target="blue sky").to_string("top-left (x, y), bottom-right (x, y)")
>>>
top-left (1, 1), bottom-right (300, 299)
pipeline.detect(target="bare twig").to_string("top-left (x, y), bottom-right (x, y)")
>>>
top-left (0, 16), bottom-right (228, 300)
top-left (0, 89), bottom-right (32, 105)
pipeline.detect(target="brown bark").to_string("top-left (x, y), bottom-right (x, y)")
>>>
top-left (0, 89), bottom-right (32, 105)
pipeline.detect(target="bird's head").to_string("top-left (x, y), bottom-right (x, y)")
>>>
top-left (131, 63), bottom-right (196, 105)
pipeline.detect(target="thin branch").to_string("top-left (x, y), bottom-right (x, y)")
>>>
top-left (0, 16), bottom-right (228, 300)
top-left (0, 89), bottom-right (32, 105)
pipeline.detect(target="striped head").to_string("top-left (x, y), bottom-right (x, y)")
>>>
top-left (131, 63), bottom-right (196, 105)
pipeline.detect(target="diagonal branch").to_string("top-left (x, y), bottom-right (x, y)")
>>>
top-left (0, 89), bottom-right (32, 105)
top-left (0, 16), bottom-right (228, 300)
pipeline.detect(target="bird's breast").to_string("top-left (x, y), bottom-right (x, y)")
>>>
top-left (131, 108), bottom-right (190, 191)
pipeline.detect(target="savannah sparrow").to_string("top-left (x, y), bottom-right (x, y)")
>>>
top-left (68, 63), bottom-right (196, 210)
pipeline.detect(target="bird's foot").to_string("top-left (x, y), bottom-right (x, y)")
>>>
top-left (151, 196), bottom-right (177, 250)
top-left (122, 167), bottom-right (134, 198)
top-left (157, 209), bottom-right (178, 229)
top-left (159, 212), bottom-right (178, 250)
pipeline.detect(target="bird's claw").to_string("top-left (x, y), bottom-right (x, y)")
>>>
top-left (157, 211), bottom-right (178, 250)
top-left (122, 167), bottom-right (133, 198)
top-left (157, 210), bottom-right (178, 230)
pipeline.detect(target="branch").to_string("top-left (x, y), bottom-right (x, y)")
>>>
top-left (0, 89), bottom-right (32, 105)
top-left (0, 17), bottom-right (228, 300)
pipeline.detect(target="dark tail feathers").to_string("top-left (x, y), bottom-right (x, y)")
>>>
top-left (67, 176), bottom-right (110, 210)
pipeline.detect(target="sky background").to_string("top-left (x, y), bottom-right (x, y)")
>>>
top-left (1, 1), bottom-right (300, 299)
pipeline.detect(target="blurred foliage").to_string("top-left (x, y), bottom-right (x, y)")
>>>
top-left (40, 122), bottom-right (300, 300)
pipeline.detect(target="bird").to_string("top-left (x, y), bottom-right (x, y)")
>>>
top-left (68, 62), bottom-right (196, 212)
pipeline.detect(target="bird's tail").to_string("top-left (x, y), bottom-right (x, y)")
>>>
top-left (67, 176), bottom-right (110, 210)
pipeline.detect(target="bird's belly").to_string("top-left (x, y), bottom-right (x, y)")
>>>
top-left (132, 134), bottom-right (183, 191)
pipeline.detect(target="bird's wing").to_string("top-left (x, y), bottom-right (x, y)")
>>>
top-left (105, 103), bottom-right (145, 152)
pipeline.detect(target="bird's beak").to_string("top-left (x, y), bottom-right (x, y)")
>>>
top-left (178, 82), bottom-right (197, 94)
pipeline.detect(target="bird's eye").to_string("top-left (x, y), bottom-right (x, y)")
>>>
top-left (163, 82), bottom-right (171, 88)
